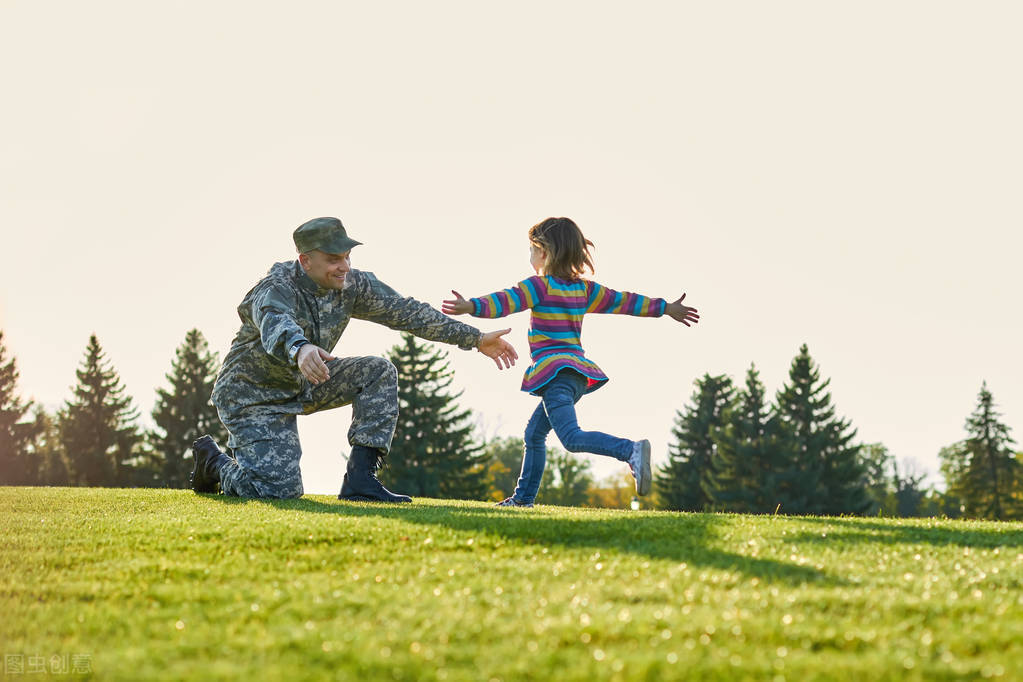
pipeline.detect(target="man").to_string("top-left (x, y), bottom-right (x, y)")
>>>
top-left (190, 216), bottom-right (517, 503)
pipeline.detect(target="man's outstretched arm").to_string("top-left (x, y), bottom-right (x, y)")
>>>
top-left (350, 271), bottom-right (518, 369)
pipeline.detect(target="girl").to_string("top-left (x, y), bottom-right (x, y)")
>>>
top-left (442, 217), bottom-right (699, 507)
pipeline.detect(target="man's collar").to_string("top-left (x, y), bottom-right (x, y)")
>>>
top-left (293, 259), bottom-right (330, 295)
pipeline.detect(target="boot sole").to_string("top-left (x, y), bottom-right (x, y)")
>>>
top-left (636, 439), bottom-right (652, 496)
top-left (339, 494), bottom-right (412, 503)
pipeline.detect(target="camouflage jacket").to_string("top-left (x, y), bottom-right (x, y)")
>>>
top-left (212, 260), bottom-right (482, 416)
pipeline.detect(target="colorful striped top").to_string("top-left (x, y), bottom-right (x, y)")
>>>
top-left (470, 275), bottom-right (667, 395)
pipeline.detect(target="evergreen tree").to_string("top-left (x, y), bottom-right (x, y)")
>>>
top-left (59, 335), bottom-right (143, 486)
top-left (538, 449), bottom-right (594, 507)
top-left (655, 373), bottom-right (734, 511)
top-left (383, 333), bottom-right (488, 499)
top-left (704, 364), bottom-right (795, 513)
top-left (957, 382), bottom-right (1020, 520)
top-left (774, 344), bottom-right (870, 515)
top-left (0, 332), bottom-right (43, 484)
top-left (151, 329), bottom-right (228, 487)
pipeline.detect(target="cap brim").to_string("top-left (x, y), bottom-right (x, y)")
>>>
top-left (319, 237), bottom-right (362, 254)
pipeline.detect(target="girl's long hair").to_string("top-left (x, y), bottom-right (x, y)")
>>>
top-left (528, 217), bottom-right (595, 281)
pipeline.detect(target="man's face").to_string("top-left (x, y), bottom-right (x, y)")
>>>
top-left (299, 249), bottom-right (352, 290)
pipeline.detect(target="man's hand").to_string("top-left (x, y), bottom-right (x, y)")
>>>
top-left (297, 344), bottom-right (336, 385)
top-left (665, 293), bottom-right (700, 327)
top-left (441, 290), bottom-right (474, 316)
top-left (477, 328), bottom-right (518, 370)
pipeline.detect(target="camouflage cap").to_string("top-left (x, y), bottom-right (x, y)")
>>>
top-left (293, 217), bottom-right (363, 254)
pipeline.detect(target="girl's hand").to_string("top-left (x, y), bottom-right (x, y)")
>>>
top-left (442, 290), bottom-right (474, 316)
top-left (665, 293), bottom-right (700, 327)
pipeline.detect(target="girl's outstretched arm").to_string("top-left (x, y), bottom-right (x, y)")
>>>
top-left (586, 282), bottom-right (700, 327)
top-left (443, 278), bottom-right (542, 319)
top-left (586, 281), bottom-right (668, 318)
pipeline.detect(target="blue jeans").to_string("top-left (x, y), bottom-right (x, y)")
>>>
top-left (512, 370), bottom-right (634, 504)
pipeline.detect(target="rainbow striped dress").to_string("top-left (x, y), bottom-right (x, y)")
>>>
top-left (470, 275), bottom-right (667, 395)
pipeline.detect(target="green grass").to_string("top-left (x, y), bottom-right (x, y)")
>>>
top-left (2, 488), bottom-right (1021, 681)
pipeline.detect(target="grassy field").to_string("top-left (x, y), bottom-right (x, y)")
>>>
top-left (2, 487), bottom-right (1021, 681)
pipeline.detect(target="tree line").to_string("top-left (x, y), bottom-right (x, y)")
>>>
top-left (654, 347), bottom-right (1018, 519)
top-left (1, 330), bottom-right (1019, 519)
top-left (0, 330), bottom-right (228, 489)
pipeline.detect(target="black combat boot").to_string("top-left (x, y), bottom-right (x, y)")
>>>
top-left (339, 446), bottom-right (412, 503)
top-left (190, 435), bottom-right (234, 494)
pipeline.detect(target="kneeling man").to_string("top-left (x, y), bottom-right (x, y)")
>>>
top-left (191, 217), bottom-right (517, 503)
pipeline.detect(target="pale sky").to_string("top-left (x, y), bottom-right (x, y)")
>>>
top-left (2, 1), bottom-right (1020, 495)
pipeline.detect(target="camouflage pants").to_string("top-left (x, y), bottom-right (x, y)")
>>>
top-left (216, 355), bottom-right (398, 499)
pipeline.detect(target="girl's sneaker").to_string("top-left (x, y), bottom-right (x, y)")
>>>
top-left (629, 439), bottom-right (652, 496)
top-left (495, 496), bottom-right (533, 508)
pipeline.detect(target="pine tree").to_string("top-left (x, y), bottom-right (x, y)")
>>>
top-left (654, 373), bottom-right (734, 511)
top-left (538, 449), bottom-right (594, 507)
top-left (774, 344), bottom-right (870, 515)
top-left (704, 364), bottom-right (795, 513)
top-left (59, 335), bottom-right (143, 487)
top-left (151, 329), bottom-right (228, 487)
top-left (0, 331), bottom-right (43, 485)
top-left (383, 333), bottom-right (488, 499)
top-left (958, 382), bottom-right (1020, 520)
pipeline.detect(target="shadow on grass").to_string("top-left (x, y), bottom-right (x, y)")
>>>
top-left (206, 494), bottom-right (842, 586)
top-left (788, 516), bottom-right (1023, 549)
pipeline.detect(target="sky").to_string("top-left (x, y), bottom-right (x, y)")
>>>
top-left (2, 1), bottom-right (1020, 496)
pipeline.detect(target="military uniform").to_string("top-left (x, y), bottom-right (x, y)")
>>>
top-left (211, 260), bottom-right (482, 498)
